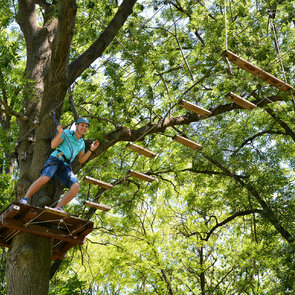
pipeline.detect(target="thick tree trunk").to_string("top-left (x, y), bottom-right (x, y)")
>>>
top-left (7, 233), bottom-right (52, 295)
top-left (7, 1), bottom-right (72, 293)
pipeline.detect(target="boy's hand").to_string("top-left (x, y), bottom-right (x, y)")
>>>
top-left (90, 140), bottom-right (99, 151)
top-left (57, 125), bottom-right (63, 135)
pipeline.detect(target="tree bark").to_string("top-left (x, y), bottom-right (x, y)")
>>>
top-left (7, 233), bottom-right (52, 295)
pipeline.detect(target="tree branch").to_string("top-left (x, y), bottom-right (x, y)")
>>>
top-left (202, 153), bottom-right (294, 243)
top-left (232, 129), bottom-right (287, 155)
top-left (17, 0), bottom-right (40, 42)
top-left (265, 107), bottom-right (295, 142)
top-left (51, 0), bottom-right (77, 76)
top-left (35, 0), bottom-right (49, 10)
top-left (0, 99), bottom-right (35, 127)
top-left (186, 209), bottom-right (262, 240)
top-left (68, 0), bottom-right (137, 85)
top-left (151, 168), bottom-right (249, 179)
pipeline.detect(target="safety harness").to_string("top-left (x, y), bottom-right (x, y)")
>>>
top-left (46, 112), bottom-right (77, 186)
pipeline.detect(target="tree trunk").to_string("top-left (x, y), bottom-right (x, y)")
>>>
top-left (198, 247), bottom-right (206, 295)
top-left (7, 1), bottom-right (74, 293)
top-left (7, 233), bottom-right (52, 295)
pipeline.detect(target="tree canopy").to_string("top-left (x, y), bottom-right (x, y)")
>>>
top-left (0, 0), bottom-right (294, 294)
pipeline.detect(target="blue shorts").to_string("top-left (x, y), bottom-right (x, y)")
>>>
top-left (41, 156), bottom-right (78, 188)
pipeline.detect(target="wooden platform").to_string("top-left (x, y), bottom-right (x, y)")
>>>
top-left (221, 50), bottom-right (293, 92)
top-left (0, 202), bottom-right (93, 260)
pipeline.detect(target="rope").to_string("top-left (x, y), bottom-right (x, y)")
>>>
top-left (16, 99), bottom-right (65, 145)
top-left (224, 0), bottom-right (228, 51)
top-left (269, 18), bottom-right (288, 82)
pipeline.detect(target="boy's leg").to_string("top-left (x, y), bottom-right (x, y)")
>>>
top-left (22, 156), bottom-right (59, 201)
top-left (56, 182), bottom-right (80, 208)
top-left (24, 175), bottom-right (50, 199)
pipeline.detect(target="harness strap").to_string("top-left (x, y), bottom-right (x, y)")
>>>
top-left (56, 149), bottom-right (71, 166)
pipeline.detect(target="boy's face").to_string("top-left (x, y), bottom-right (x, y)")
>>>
top-left (76, 122), bottom-right (89, 135)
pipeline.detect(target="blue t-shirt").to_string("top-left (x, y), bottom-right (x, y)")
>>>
top-left (51, 129), bottom-right (85, 161)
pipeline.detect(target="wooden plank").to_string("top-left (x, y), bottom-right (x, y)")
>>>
top-left (221, 50), bottom-right (293, 92)
top-left (84, 176), bottom-right (113, 189)
top-left (51, 250), bottom-right (66, 261)
top-left (3, 229), bottom-right (19, 242)
top-left (126, 142), bottom-right (156, 158)
top-left (72, 223), bottom-right (94, 237)
top-left (52, 241), bottom-right (79, 260)
top-left (128, 170), bottom-right (155, 183)
top-left (225, 92), bottom-right (257, 110)
top-left (44, 206), bottom-right (68, 217)
top-left (1, 204), bottom-right (20, 220)
top-left (22, 208), bottom-right (39, 223)
top-left (85, 201), bottom-right (111, 211)
top-left (0, 238), bottom-right (9, 247)
top-left (172, 135), bottom-right (202, 150)
top-left (179, 99), bottom-right (212, 116)
top-left (2, 218), bottom-right (85, 245)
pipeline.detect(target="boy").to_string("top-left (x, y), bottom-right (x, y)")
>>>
top-left (20, 118), bottom-right (99, 212)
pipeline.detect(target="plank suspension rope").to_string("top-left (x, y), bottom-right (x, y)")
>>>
top-left (128, 169), bottom-right (155, 183)
top-left (221, 50), bottom-right (293, 92)
top-left (178, 99), bottom-right (212, 117)
top-left (126, 142), bottom-right (156, 158)
top-left (225, 92), bottom-right (257, 110)
top-left (83, 176), bottom-right (113, 212)
top-left (172, 134), bottom-right (202, 150)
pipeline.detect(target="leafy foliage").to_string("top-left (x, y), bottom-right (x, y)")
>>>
top-left (1, 0), bottom-right (295, 293)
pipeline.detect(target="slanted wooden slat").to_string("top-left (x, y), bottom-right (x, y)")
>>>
top-left (0, 239), bottom-right (9, 247)
top-left (84, 176), bottom-right (113, 190)
top-left (126, 142), bottom-right (156, 158)
top-left (226, 92), bottom-right (257, 110)
top-left (45, 206), bottom-right (68, 216)
top-left (85, 201), bottom-right (111, 211)
top-left (173, 135), bottom-right (202, 150)
top-left (51, 250), bottom-right (66, 261)
top-left (22, 208), bottom-right (38, 223)
top-left (71, 223), bottom-right (94, 236)
top-left (179, 99), bottom-right (212, 116)
top-left (2, 204), bottom-right (20, 219)
top-left (128, 170), bottom-right (155, 183)
top-left (221, 50), bottom-right (293, 92)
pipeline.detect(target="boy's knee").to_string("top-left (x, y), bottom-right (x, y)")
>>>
top-left (39, 175), bottom-right (50, 185)
top-left (71, 182), bottom-right (80, 193)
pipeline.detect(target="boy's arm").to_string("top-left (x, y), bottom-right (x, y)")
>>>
top-left (78, 140), bottom-right (99, 164)
top-left (51, 125), bottom-right (64, 149)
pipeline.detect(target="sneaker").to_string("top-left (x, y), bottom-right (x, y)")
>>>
top-left (20, 198), bottom-right (28, 204)
top-left (56, 206), bottom-right (65, 213)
